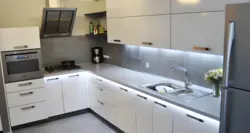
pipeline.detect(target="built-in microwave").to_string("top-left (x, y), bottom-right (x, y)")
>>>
top-left (1, 49), bottom-right (43, 83)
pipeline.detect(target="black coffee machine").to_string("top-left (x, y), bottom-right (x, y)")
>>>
top-left (92, 47), bottom-right (103, 64)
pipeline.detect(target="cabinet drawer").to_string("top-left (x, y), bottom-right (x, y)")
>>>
top-left (7, 88), bottom-right (46, 107)
top-left (9, 102), bottom-right (48, 126)
top-left (5, 79), bottom-right (44, 93)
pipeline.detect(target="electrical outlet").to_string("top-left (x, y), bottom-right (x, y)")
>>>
top-left (146, 62), bottom-right (150, 68)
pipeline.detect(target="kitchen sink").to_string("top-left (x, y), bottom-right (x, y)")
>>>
top-left (143, 82), bottom-right (183, 93)
top-left (143, 82), bottom-right (212, 102)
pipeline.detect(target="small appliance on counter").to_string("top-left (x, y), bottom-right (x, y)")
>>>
top-left (44, 60), bottom-right (81, 73)
top-left (92, 47), bottom-right (103, 64)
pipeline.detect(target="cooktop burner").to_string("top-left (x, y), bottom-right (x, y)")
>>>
top-left (45, 64), bottom-right (81, 73)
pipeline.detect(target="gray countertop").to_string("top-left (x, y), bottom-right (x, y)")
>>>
top-left (44, 63), bottom-right (221, 121)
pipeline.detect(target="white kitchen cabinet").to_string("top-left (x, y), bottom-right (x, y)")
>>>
top-left (173, 107), bottom-right (219, 133)
top-left (107, 0), bottom-right (171, 18)
top-left (7, 88), bottom-right (45, 107)
top-left (62, 72), bottom-right (88, 113)
top-left (138, 15), bottom-right (171, 49)
top-left (5, 78), bottom-right (44, 93)
top-left (116, 87), bottom-right (137, 133)
top-left (134, 94), bottom-right (153, 133)
top-left (171, 12), bottom-right (225, 55)
top-left (108, 15), bottom-right (171, 49)
top-left (44, 76), bottom-right (64, 117)
top-left (107, 17), bottom-right (139, 46)
top-left (9, 101), bottom-right (48, 126)
top-left (153, 101), bottom-right (173, 133)
top-left (0, 27), bottom-right (41, 52)
top-left (171, 0), bottom-right (249, 13)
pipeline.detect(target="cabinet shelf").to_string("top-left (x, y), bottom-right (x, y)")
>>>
top-left (85, 11), bottom-right (106, 17)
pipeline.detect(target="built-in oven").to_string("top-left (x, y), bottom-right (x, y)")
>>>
top-left (1, 49), bottom-right (43, 83)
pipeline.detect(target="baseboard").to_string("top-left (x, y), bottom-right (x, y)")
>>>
top-left (11, 108), bottom-right (123, 133)
top-left (12, 108), bottom-right (91, 131)
top-left (89, 109), bottom-right (124, 133)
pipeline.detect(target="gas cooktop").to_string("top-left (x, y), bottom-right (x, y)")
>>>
top-left (44, 64), bottom-right (81, 73)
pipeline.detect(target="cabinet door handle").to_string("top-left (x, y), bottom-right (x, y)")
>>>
top-left (137, 94), bottom-right (147, 100)
top-left (47, 78), bottom-right (59, 81)
top-left (18, 82), bottom-right (32, 87)
top-left (96, 78), bottom-right (102, 82)
top-left (13, 45), bottom-right (28, 49)
top-left (68, 74), bottom-right (79, 78)
top-left (97, 100), bottom-right (104, 105)
top-left (113, 39), bottom-right (121, 42)
top-left (21, 105), bottom-right (35, 110)
top-left (193, 46), bottom-right (211, 51)
top-left (20, 92), bottom-right (34, 96)
top-left (142, 42), bottom-right (152, 45)
top-left (186, 114), bottom-right (204, 123)
top-left (154, 101), bottom-right (167, 108)
top-left (119, 87), bottom-right (128, 92)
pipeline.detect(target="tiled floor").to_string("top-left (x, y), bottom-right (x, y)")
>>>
top-left (13, 113), bottom-right (117, 133)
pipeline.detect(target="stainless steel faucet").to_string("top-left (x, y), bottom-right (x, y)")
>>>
top-left (171, 65), bottom-right (193, 92)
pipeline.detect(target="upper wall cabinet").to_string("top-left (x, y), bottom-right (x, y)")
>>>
top-left (137, 15), bottom-right (171, 49)
top-left (171, 12), bottom-right (225, 55)
top-left (171, 0), bottom-right (249, 13)
top-left (0, 27), bottom-right (41, 52)
top-left (107, 0), bottom-right (171, 18)
top-left (108, 15), bottom-right (171, 49)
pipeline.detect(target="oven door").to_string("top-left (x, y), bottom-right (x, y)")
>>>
top-left (1, 49), bottom-right (43, 83)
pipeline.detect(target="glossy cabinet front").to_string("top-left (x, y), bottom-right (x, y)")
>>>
top-left (171, 12), bottom-right (225, 55)
top-left (171, 0), bottom-right (249, 13)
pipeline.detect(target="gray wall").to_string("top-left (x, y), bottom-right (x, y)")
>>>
top-left (41, 36), bottom-right (94, 66)
top-left (101, 43), bottom-right (223, 88)
top-left (40, 36), bottom-right (223, 88)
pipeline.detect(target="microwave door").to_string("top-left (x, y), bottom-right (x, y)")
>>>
top-left (1, 49), bottom-right (43, 83)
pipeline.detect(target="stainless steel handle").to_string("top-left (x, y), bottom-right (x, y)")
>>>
top-left (192, 46), bottom-right (211, 51)
top-left (47, 78), bottom-right (59, 81)
top-left (119, 87), bottom-right (128, 92)
top-left (13, 45), bottom-right (28, 49)
top-left (154, 101), bottom-right (167, 108)
top-left (96, 78), bottom-right (102, 82)
top-left (18, 82), bottom-right (32, 87)
top-left (21, 105), bottom-right (35, 110)
top-left (224, 21), bottom-right (235, 87)
top-left (97, 100), bottom-right (104, 105)
top-left (20, 92), bottom-right (33, 96)
top-left (136, 94), bottom-right (147, 100)
top-left (186, 114), bottom-right (204, 123)
top-left (68, 74), bottom-right (79, 78)
top-left (142, 42), bottom-right (152, 45)
top-left (220, 87), bottom-right (228, 133)
top-left (113, 39), bottom-right (121, 42)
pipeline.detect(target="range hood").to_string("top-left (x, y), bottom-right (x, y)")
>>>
top-left (41, 0), bottom-right (77, 38)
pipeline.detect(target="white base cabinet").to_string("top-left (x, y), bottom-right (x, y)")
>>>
top-left (134, 94), bottom-right (153, 133)
top-left (173, 108), bottom-right (219, 133)
top-left (44, 76), bottom-right (64, 117)
top-left (116, 88), bottom-right (137, 133)
top-left (9, 102), bottom-right (48, 126)
top-left (62, 72), bottom-right (88, 113)
top-left (153, 101), bottom-right (173, 133)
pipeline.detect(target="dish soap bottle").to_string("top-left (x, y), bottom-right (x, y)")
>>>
top-left (89, 21), bottom-right (94, 34)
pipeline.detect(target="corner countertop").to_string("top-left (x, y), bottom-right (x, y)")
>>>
top-left (44, 63), bottom-right (221, 121)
